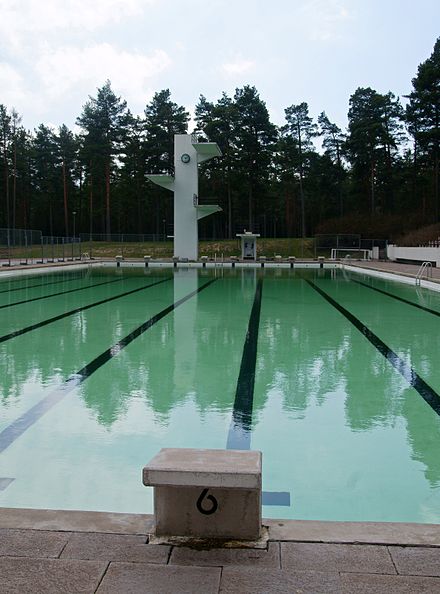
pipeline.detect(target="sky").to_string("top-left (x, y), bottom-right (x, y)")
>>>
top-left (0, 0), bottom-right (439, 134)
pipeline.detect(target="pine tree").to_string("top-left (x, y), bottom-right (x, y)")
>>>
top-left (77, 81), bottom-right (129, 237)
top-left (0, 105), bottom-right (12, 229)
top-left (346, 88), bottom-right (403, 215)
top-left (406, 37), bottom-right (440, 219)
top-left (318, 112), bottom-right (346, 216)
top-left (284, 102), bottom-right (318, 237)
top-left (33, 125), bottom-right (58, 235)
top-left (144, 90), bottom-right (189, 236)
top-left (195, 93), bottom-right (238, 237)
top-left (56, 125), bottom-right (78, 237)
top-left (233, 86), bottom-right (277, 231)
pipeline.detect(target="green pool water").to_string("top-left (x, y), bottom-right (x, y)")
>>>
top-left (0, 265), bottom-right (440, 523)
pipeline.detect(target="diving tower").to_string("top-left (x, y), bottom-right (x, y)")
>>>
top-left (147, 134), bottom-right (222, 260)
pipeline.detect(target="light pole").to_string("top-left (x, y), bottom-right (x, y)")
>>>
top-left (72, 211), bottom-right (77, 240)
top-left (162, 218), bottom-right (166, 241)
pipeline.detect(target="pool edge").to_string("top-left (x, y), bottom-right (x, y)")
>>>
top-left (0, 508), bottom-right (438, 546)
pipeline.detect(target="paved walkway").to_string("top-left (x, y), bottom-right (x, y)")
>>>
top-left (1, 509), bottom-right (440, 593)
top-left (346, 260), bottom-right (440, 282)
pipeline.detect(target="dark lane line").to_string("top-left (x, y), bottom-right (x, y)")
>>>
top-left (0, 278), bottom-right (217, 453)
top-left (0, 273), bottom-right (87, 295)
top-left (0, 269), bottom-right (85, 286)
top-left (0, 277), bottom-right (173, 344)
top-left (226, 279), bottom-right (263, 450)
top-left (225, 278), bottom-right (291, 506)
top-left (307, 279), bottom-right (440, 416)
top-left (353, 279), bottom-right (440, 318)
top-left (0, 278), bottom-right (125, 310)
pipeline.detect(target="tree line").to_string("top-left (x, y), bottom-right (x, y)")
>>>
top-left (0, 37), bottom-right (439, 240)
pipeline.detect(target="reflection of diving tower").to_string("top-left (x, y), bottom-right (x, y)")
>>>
top-left (147, 134), bottom-right (222, 260)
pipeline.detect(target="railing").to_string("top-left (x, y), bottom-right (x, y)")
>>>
top-left (415, 261), bottom-right (433, 285)
top-left (0, 228), bottom-right (42, 266)
top-left (40, 236), bottom-right (82, 263)
top-left (0, 229), bottom-right (82, 267)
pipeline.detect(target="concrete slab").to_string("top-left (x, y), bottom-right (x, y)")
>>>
top-left (1, 509), bottom-right (439, 546)
top-left (281, 542), bottom-right (396, 574)
top-left (96, 562), bottom-right (221, 594)
top-left (0, 507), bottom-right (153, 535)
top-left (143, 448), bottom-right (262, 489)
top-left (220, 567), bottom-right (341, 594)
top-left (267, 518), bottom-right (440, 545)
top-left (389, 545), bottom-right (440, 576)
top-left (153, 484), bottom-right (261, 539)
top-left (60, 532), bottom-right (170, 564)
top-left (0, 557), bottom-right (106, 594)
top-left (0, 528), bottom-right (68, 558)
top-left (170, 541), bottom-right (280, 568)
top-left (340, 572), bottom-right (440, 593)
top-left (144, 448), bottom-right (262, 540)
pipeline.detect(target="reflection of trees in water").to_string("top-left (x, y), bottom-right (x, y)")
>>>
top-left (0, 268), bottom-right (173, 408)
top-left (80, 276), bottom-right (258, 426)
top-left (3, 268), bottom-right (440, 489)
top-left (403, 389), bottom-right (440, 487)
top-left (254, 273), bottom-right (440, 489)
top-left (0, 321), bottom-right (82, 403)
top-left (341, 288), bottom-right (440, 487)
top-left (254, 276), bottom-right (351, 417)
top-left (193, 277), bottom-right (256, 412)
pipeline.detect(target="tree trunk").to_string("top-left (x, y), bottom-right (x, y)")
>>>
top-left (435, 151), bottom-right (439, 221)
top-left (297, 123), bottom-right (306, 238)
top-left (49, 199), bottom-right (53, 237)
top-left (62, 160), bottom-right (69, 237)
top-left (248, 182), bottom-right (253, 231)
top-left (227, 161), bottom-right (232, 239)
top-left (412, 138), bottom-right (419, 214)
top-left (12, 141), bottom-right (16, 230)
top-left (336, 143), bottom-right (343, 217)
top-left (89, 165), bottom-right (93, 240)
top-left (299, 171), bottom-right (305, 238)
top-left (3, 146), bottom-right (10, 230)
top-left (385, 142), bottom-right (394, 212)
top-left (105, 160), bottom-right (111, 239)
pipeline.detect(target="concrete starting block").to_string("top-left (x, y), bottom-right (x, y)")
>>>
top-left (143, 448), bottom-right (262, 540)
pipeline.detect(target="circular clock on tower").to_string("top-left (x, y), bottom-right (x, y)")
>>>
top-left (181, 153), bottom-right (191, 164)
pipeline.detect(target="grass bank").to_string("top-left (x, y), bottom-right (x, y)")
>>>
top-left (82, 238), bottom-right (315, 259)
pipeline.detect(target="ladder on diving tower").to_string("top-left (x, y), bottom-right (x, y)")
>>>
top-left (415, 261), bottom-right (432, 286)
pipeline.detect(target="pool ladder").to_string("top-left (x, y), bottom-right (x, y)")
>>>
top-left (415, 261), bottom-right (432, 285)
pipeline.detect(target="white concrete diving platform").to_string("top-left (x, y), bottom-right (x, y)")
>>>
top-left (147, 134), bottom-right (222, 260)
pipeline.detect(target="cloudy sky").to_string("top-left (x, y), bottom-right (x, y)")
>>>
top-left (1, 0), bottom-right (439, 133)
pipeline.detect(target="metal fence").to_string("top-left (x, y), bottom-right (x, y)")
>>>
top-left (79, 233), bottom-right (167, 259)
top-left (0, 228), bottom-right (42, 266)
top-left (80, 233), bottom-right (164, 243)
top-left (41, 236), bottom-right (82, 263)
top-left (0, 228), bottom-right (81, 266)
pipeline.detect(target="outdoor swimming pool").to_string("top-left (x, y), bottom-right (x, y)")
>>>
top-left (0, 265), bottom-right (440, 523)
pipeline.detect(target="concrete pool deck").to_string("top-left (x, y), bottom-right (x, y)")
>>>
top-left (346, 259), bottom-right (440, 282)
top-left (0, 508), bottom-right (440, 593)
